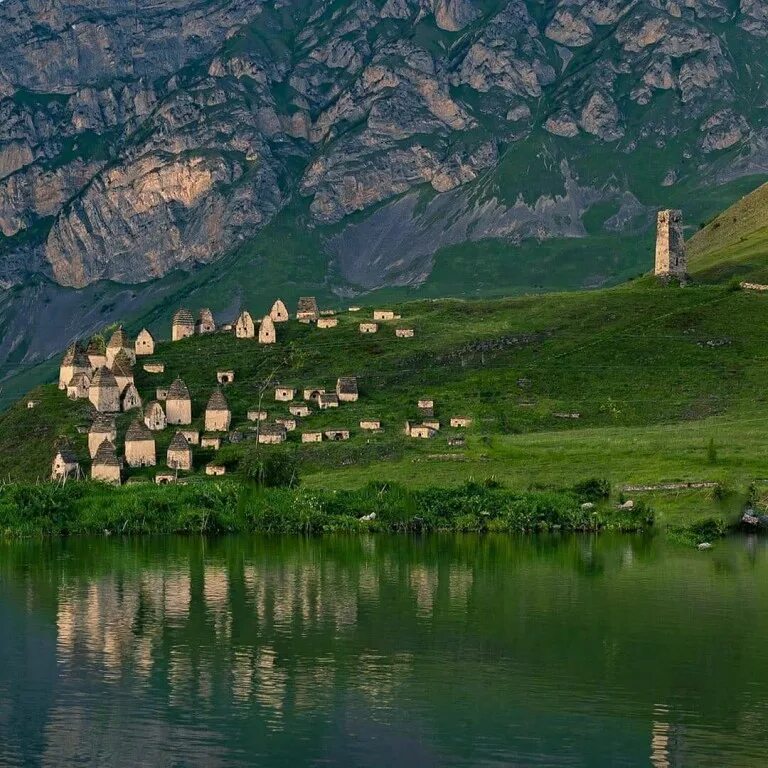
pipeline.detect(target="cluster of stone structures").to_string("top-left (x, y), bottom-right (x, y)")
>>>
top-left (403, 398), bottom-right (471, 441)
top-left (353, 306), bottom-right (414, 338)
top-left (59, 326), bottom-right (150, 415)
top-left (51, 297), bottom-right (465, 485)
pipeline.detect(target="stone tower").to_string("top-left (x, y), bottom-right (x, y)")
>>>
top-left (654, 209), bottom-right (687, 280)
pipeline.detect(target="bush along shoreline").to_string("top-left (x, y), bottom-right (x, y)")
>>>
top-left (0, 479), bottom-right (655, 538)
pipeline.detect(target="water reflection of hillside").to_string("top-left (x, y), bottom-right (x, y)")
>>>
top-left (2, 534), bottom-right (768, 767)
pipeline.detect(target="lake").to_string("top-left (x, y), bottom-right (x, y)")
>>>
top-left (1, 534), bottom-right (767, 767)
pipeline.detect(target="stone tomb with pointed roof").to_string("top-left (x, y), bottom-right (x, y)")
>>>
top-left (89, 367), bottom-right (121, 413)
top-left (106, 326), bottom-right (135, 366)
top-left (205, 389), bottom-right (231, 432)
top-left (89, 415), bottom-right (116, 458)
top-left (297, 297), bottom-right (319, 323)
top-left (59, 342), bottom-right (91, 390)
top-left (92, 439), bottom-right (122, 484)
top-left (135, 328), bottom-right (155, 356)
top-left (51, 445), bottom-right (79, 481)
top-left (110, 349), bottom-right (135, 392)
top-left (166, 378), bottom-right (192, 425)
top-left (259, 315), bottom-right (276, 344)
top-left (234, 310), bottom-right (255, 339)
top-left (86, 336), bottom-right (107, 369)
top-left (167, 431), bottom-right (193, 470)
top-left (270, 299), bottom-right (289, 323)
top-left (121, 382), bottom-right (142, 412)
top-left (196, 308), bottom-right (216, 334)
top-left (144, 401), bottom-right (167, 431)
top-left (172, 308), bottom-right (195, 341)
top-left (125, 419), bottom-right (156, 467)
top-left (180, 429), bottom-right (200, 446)
top-left (66, 372), bottom-right (91, 400)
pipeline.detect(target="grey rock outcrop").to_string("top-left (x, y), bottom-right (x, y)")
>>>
top-left (0, 0), bottom-right (764, 289)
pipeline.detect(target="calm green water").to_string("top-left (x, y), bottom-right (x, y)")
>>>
top-left (1, 534), bottom-right (767, 767)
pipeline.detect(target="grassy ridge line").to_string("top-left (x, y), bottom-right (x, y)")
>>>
top-left (0, 480), bottom-right (652, 538)
top-left (688, 181), bottom-right (768, 283)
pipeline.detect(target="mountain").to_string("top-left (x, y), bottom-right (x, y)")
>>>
top-left (3, 0), bottom-right (768, 395)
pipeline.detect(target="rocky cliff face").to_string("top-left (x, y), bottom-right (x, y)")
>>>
top-left (1, 0), bottom-right (767, 289)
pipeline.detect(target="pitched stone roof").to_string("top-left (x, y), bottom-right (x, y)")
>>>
top-left (126, 419), bottom-right (153, 442)
top-left (168, 431), bottom-right (191, 451)
top-left (107, 326), bottom-right (131, 349)
top-left (145, 400), bottom-right (163, 413)
top-left (337, 376), bottom-right (358, 394)
top-left (297, 297), bottom-right (318, 314)
top-left (91, 366), bottom-right (119, 389)
top-left (236, 309), bottom-right (253, 324)
top-left (271, 299), bottom-right (288, 315)
top-left (198, 308), bottom-right (215, 324)
top-left (61, 342), bottom-right (78, 365)
top-left (62, 341), bottom-right (90, 367)
top-left (173, 308), bottom-right (194, 326)
top-left (56, 445), bottom-right (79, 464)
top-left (136, 328), bottom-right (154, 342)
top-left (167, 377), bottom-right (190, 400)
top-left (111, 349), bottom-right (134, 376)
top-left (90, 414), bottom-right (115, 434)
top-left (93, 439), bottom-right (120, 466)
top-left (68, 372), bottom-right (90, 387)
top-left (206, 389), bottom-right (229, 412)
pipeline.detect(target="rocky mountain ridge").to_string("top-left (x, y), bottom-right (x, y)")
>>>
top-left (1, 0), bottom-right (768, 292)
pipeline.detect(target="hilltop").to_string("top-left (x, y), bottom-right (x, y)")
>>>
top-left (688, 181), bottom-right (768, 284)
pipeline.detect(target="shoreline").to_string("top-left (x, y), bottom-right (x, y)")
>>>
top-left (0, 479), bottom-right (655, 539)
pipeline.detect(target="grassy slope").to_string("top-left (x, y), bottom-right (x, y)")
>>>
top-left (689, 181), bottom-right (768, 283)
top-left (5, 277), bottom-right (768, 526)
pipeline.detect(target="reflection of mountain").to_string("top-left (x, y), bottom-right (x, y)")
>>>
top-left (1, 534), bottom-right (768, 765)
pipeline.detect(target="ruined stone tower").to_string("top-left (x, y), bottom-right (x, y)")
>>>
top-left (654, 209), bottom-right (687, 280)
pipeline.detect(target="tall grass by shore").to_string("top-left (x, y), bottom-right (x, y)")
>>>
top-left (0, 480), bottom-right (653, 538)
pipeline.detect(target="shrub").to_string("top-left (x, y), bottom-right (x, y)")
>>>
top-left (239, 446), bottom-right (299, 488)
top-left (572, 478), bottom-right (611, 502)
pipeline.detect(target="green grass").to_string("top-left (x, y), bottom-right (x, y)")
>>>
top-left (5, 275), bottom-right (768, 525)
top-left (6, 172), bottom-right (768, 529)
top-left (687, 181), bottom-right (768, 284)
top-left (0, 480), bottom-right (651, 538)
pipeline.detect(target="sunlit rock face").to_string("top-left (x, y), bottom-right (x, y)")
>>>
top-left (0, 0), bottom-right (765, 286)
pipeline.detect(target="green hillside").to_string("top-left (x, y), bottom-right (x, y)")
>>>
top-left (6, 272), bottom-right (768, 527)
top-left (689, 182), bottom-right (768, 283)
